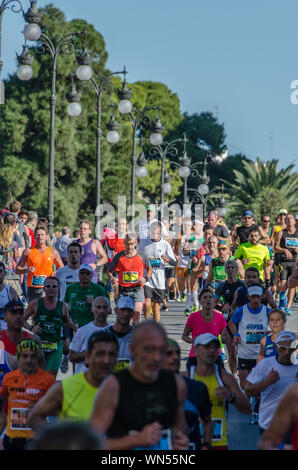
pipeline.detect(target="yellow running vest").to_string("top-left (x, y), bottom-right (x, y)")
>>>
top-left (193, 369), bottom-right (228, 448)
top-left (59, 372), bottom-right (98, 421)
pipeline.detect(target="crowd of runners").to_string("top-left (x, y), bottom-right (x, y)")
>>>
top-left (0, 199), bottom-right (297, 451)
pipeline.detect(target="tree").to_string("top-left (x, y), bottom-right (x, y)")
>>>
top-left (221, 157), bottom-right (298, 223)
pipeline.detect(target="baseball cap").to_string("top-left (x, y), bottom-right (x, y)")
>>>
top-left (242, 210), bottom-right (254, 217)
top-left (276, 331), bottom-right (297, 345)
top-left (247, 285), bottom-right (263, 297)
top-left (218, 239), bottom-right (230, 247)
top-left (5, 300), bottom-right (24, 313)
top-left (278, 208), bottom-right (287, 215)
top-left (194, 333), bottom-right (220, 348)
top-left (79, 264), bottom-right (93, 273)
top-left (117, 296), bottom-right (135, 311)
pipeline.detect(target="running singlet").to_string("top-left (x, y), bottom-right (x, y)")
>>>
top-left (58, 372), bottom-right (98, 421)
top-left (112, 252), bottom-right (145, 287)
top-left (77, 239), bottom-right (98, 282)
top-left (0, 368), bottom-right (55, 439)
top-left (190, 365), bottom-right (228, 449)
top-left (27, 246), bottom-right (53, 289)
top-left (107, 369), bottom-right (178, 450)
top-left (279, 229), bottom-right (298, 262)
top-left (263, 334), bottom-right (277, 359)
top-left (1, 330), bottom-right (31, 356)
top-left (234, 243), bottom-right (270, 280)
top-left (212, 256), bottom-right (235, 282)
top-left (34, 298), bottom-right (64, 343)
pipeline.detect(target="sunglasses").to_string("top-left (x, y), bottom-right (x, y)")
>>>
top-left (79, 270), bottom-right (92, 275)
top-left (243, 216), bottom-right (252, 219)
top-left (263, 220), bottom-right (270, 223)
top-left (276, 345), bottom-right (297, 352)
top-left (44, 284), bottom-right (58, 288)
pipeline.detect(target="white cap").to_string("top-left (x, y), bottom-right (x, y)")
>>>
top-left (117, 296), bottom-right (135, 310)
top-left (247, 285), bottom-right (263, 297)
top-left (194, 333), bottom-right (220, 348)
top-left (79, 263), bottom-right (93, 273)
top-left (276, 331), bottom-right (297, 345)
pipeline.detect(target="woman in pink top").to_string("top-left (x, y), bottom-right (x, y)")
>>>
top-left (182, 288), bottom-right (228, 369)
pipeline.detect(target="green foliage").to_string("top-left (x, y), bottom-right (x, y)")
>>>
top-left (222, 157), bottom-right (298, 223)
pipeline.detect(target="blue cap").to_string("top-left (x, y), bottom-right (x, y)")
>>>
top-left (242, 210), bottom-right (254, 217)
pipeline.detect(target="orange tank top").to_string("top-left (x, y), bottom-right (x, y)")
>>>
top-left (116, 253), bottom-right (145, 287)
top-left (27, 246), bottom-right (54, 288)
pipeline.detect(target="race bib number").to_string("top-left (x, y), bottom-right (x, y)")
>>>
top-left (10, 408), bottom-right (31, 431)
top-left (246, 331), bottom-right (264, 344)
top-left (31, 275), bottom-right (46, 287)
top-left (41, 341), bottom-right (58, 352)
top-left (285, 238), bottom-right (298, 248)
top-left (149, 258), bottom-right (161, 268)
top-left (122, 271), bottom-right (138, 284)
top-left (113, 358), bottom-right (131, 372)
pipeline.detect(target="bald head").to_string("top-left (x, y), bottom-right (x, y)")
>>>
top-left (131, 320), bottom-right (167, 346)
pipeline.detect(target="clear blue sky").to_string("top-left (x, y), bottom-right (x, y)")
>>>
top-left (1, 0), bottom-right (298, 171)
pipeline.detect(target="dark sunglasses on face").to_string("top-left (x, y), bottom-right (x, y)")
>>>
top-left (44, 284), bottom-right (58, 288)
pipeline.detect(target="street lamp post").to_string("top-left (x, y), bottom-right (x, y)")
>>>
top-left (17, 19), bottom-right (87, 234)
top-left (0, 0), bottom-right (41, 104)
top-left (116, 72), bottom-right (163, 216)
top-left (67, 67), bottom-right (126, 227)
top-left (136, 136), bottom-right (184, 216)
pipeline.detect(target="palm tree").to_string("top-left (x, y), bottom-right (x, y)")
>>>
top-left (221, 158), bottom-right (298, 222)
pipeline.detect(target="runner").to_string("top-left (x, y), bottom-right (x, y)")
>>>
top-left (271, 209), bottom-right (287, 301)
top-left (182, 288), bottom-right (228, 369)
top-left (55, 241), bottom-right (82, 373)
top-left (228, 284), bottom-right (271, 391)
top-left (1, 301), bottom-right (44, 367)
top-left (257, 309), bottom-right (287, 362)
top-left (107, 233), bottom-right (151, 324)
top-left (54, 226), bottom-right (72, 265)
top-left (234, 228), bottom-right (271, 284)
top-left (205, 210), bottom-right (230, 240)
top-left (15, 225), bottom-right (64, 302)
top-left (258, 382), bottom-right (298, 450)
top-left (163, 338), bottom-right (213, 450)
top-left (0, 339), bottom-right (55, 450)
top-left (174, 218), bottom-right (193, 303)
top-left (246, 331), bottom-right (298, 436)
top-left (89, 321), bottom-right (189, 450)
top-left (104, 296), bottom-right (134, 372)
top-left (143, 221), bottom-right (177, 323)
top-left (214, 259), bottom-right (246, 376)
top-left (231, 266), bottom-right (277, 313)
top-left (136, 204), bottom-right (167, 256)
top-left (232, 210), bottom-right (269, 246)
top-left (206, 240), bottom-right (243, 291)
top-left (186, 333), bottom-right (250, 450)
top-left (69, 296), bottom-right (111, 373)
top-left (274, 213), bottom-right (298, 314)
top-left (183, 219), bottom-right (205, 315)
top-left (76, 220), bottom-right (108, 282)
top-left (23, 276), bottom-right (78, 377)
top-left (28, 330), bottom-right (118, 425)
top-left (0, 262), bottom-right (19, 330)
top-left (64, 264), bottom-right (108, 328)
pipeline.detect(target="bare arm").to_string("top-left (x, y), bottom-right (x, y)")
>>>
top-left (15, 248), bottom-right (31, 274)
top-left (93, 239), bottom-right (108, 268)
top-left (182, 325), bottom-right (193, 345)
top-left (257, 336), bottom-right (266, 363)
top-left (245, 369), bottom-right (280, 397)
top-left (52, 248), bottom-right (64, 270)
top-left (221, 369), bottom-right (251, 415)
top-left (29, 382), bottom-right (63, 430)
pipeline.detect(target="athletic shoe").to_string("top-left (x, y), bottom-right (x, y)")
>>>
top-left (184, 309), bottom-right (190, 316)
top-left (161, 305), bottom-right (168, 312)
top-left (285, 308), bottom-right (292, 315)
top-left (60, 355), bottom-right (69, 374)
top-left (181, 295), bottom-right (186, 303)
top-left (192, 305), bottom-right (198, 312)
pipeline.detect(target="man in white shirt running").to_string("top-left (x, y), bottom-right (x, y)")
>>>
top-left (69, 296), bottom-right (111, 373)
top-left (143, 221), bottom-right (176, 322)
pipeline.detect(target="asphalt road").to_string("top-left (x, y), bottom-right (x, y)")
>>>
top-left (58, 297), bottom-right (298, 451)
